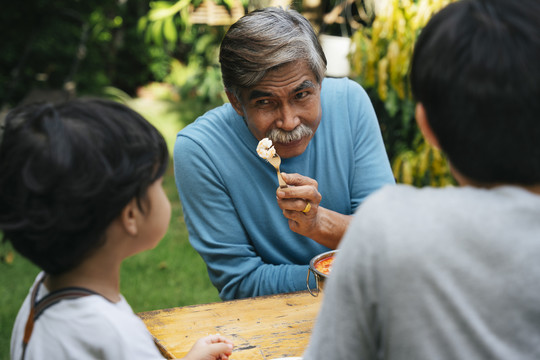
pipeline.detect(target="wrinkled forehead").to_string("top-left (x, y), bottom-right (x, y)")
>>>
top-left (247, 80), bottom-right (318, 100)
top-left (240, 61), bottom-right (320, 100)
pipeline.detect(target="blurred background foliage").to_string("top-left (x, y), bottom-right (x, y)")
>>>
top-left (1, 0), bottom-right (154, 106)
top-left (0, 0), bottom-right (456, 185)
top-left (350, 0), bottom-right (456, 186)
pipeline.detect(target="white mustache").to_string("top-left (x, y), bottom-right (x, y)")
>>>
top-left (267, 124), bottom-right (313, 144)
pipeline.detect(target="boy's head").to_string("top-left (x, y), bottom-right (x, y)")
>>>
top-left (0, 99), bottom-right (169, 275)
top-left (410, 0), bottom-right (540, 185)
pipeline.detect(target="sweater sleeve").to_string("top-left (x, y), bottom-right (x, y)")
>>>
top-left (346, 79), bottom-right (395, 211)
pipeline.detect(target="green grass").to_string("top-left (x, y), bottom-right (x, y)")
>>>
top-left (0, 98), bottom-right (221, 358)
top-left (120, 163), bottom-right (221, 310)
top-left (0, 246), bottom-right (40, 358)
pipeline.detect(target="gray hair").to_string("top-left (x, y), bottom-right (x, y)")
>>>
top-left (219, 7), bottom-right (327, 99)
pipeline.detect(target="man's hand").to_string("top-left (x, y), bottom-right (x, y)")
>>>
top-left (276, 173), bottom-right (351, 249)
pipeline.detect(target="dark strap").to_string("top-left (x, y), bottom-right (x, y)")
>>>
top-left (21, 274), bottom-right (99, 359)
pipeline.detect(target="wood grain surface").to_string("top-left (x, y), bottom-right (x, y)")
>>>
top-left (138, 291), bottom-right (323, 359)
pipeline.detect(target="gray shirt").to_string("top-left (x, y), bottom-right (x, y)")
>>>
top-left (304, 184), bottom-right (540, 359)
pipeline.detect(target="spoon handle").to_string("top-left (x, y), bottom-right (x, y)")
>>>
top-left (276, 170), bottom-right (288, 188)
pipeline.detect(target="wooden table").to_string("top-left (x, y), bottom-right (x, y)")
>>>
top-left (138, 291), bottom-right (323, 359)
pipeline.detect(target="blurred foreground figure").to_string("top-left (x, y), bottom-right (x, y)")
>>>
top-left (304, 0), bottom-right (540, 359)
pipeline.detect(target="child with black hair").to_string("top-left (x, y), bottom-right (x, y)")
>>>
top-left (304, 0), bottom-right (540, 359)
top-left (0, 99), bottom-right (234, 360)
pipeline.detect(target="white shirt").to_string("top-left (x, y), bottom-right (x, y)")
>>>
top-left (11, 272), bottom-right (164, 360)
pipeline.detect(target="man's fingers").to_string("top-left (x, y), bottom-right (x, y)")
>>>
top-left (281, 172), bottom-right (318, 187)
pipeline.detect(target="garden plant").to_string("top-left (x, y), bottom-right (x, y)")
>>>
top-left (350, 0), bottom-right (456, 186)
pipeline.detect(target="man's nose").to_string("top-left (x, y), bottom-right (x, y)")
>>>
top-left (276, 103), bottom-right (300, 131)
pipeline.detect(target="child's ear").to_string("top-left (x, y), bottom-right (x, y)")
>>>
top-left (226, 91), bottom-right (245, 117)
top-left (120, 199), bottom-right (138, 236)
top-left (415, 103), bottom-right (441, 150)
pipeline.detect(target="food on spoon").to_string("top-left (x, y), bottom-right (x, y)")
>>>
top-left (257, 137), bottom-right (276, 160)
top-left (314, 255), bottom-right (334, 275)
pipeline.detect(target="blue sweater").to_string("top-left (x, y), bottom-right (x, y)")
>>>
top-left (174, 77), bottom-right (395, 300)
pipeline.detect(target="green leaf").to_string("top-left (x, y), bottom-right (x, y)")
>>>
top-left (384, 89), bottom-right (400, 117)
top-left (150, 1), bottom-right (176, 9)
top-left (151, 20), bottom-right (164, 46)
top-left (138, 16), bottom-right (148, 33)
top-left (149, 0), bottom-right (191, 21)
top-left (163, 17), bottom-right (178, 44)
top-left (222, 0), bottom-right (235, 10)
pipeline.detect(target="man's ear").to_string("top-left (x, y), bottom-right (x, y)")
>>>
top-left (120, 199), bottom-right (138, 236)
top-left (415, 103), bottom-right (441, 150)
top-left (226, 90), bottom-right (245, 117)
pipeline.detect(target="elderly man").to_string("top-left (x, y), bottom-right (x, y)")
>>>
top-left (174, 7), bottom-right (394, 300)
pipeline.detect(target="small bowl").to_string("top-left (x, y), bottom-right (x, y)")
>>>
top-left (306, 250), bottom-right (337, 296)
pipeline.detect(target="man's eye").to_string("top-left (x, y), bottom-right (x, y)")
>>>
top-left (256, 99), bottom-right (271, 105)
top-left (295, 91), bottom-right (308, 100)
